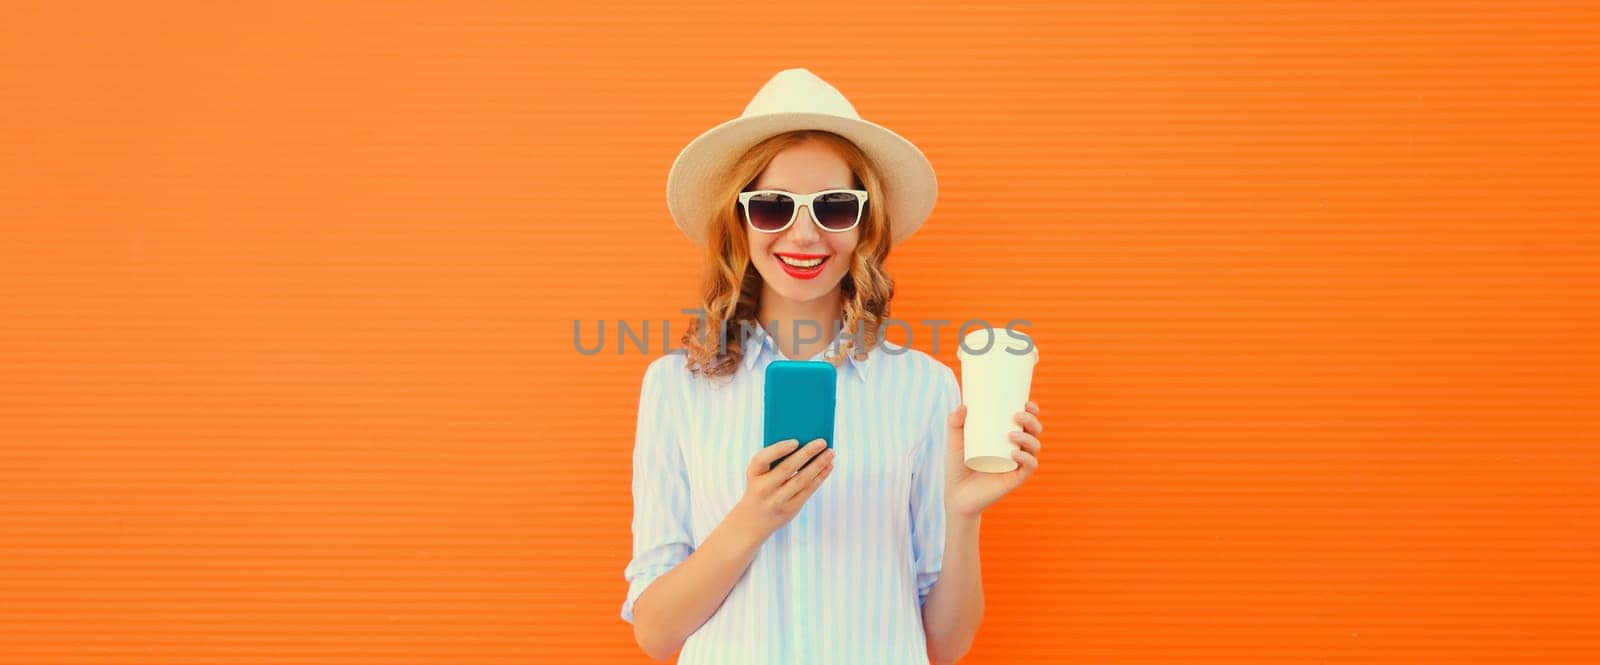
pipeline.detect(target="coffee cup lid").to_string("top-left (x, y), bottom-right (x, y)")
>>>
top-left (956, 328), bottom-right (1039, 365)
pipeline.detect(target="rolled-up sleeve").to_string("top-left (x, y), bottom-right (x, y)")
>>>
top-left (621, 356), bottom-right (693, 624)
top-left (909, 362), bottom-right (962, 608)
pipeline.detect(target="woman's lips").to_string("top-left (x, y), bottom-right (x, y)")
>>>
top-left (775, 254), bottom-right (829, 280)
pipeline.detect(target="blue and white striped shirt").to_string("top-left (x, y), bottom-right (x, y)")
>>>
top-left (622, 321), bottom-right (962, 664)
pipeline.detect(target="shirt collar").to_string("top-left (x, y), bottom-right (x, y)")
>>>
top-left (741, 320), bottom-right (872, 383)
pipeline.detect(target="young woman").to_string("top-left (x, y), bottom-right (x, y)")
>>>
top-left (622, 69), bottom-right (1045, 664)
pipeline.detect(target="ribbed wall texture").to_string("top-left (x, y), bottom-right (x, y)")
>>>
top-left (2, 1), bottom-right (1597, 663)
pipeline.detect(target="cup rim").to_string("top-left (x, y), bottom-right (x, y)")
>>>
top-left (955, 327), bottom-right (1039, 364)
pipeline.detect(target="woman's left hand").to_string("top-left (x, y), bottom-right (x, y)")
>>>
top-left (944, 400), bottom-right (1044, 518)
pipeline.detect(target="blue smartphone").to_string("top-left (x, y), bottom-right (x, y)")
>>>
top-left (763, 360), bottom-right (837, 471)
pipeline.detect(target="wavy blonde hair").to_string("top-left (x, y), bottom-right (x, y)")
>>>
top-left (679, 130), bottom-right (896, 381)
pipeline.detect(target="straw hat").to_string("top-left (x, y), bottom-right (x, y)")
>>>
top-left (665, 68), bottom-right (938, 247)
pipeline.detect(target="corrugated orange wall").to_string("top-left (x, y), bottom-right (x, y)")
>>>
top-left (2, 1), bottom-right (1596, 662)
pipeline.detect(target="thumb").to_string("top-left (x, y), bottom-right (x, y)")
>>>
top-left (945, 404), bottom-right (966, 462)
top-left (946, 403), bottom-right (966, 431)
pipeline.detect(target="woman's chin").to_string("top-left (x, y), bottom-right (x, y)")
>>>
top-left (761, 271), bottom-right (842, 302)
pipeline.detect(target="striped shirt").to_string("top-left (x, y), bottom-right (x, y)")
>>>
top-left (621, 321), bottom-right (962, 664)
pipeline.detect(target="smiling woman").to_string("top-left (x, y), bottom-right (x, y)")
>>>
top-left (744, 186), bottom-right (871, 284)
top-left (742, 138), bottom-right (875, 357)
top-left (677, 128), bottom-right (898, 380)
top-left (620, 68), bottom-right (1035, 665)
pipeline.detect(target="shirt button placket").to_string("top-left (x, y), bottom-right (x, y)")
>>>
top-left (793, 540), bottom-right (812, 663)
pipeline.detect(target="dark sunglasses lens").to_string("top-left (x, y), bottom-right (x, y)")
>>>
top-left (812, 192), bottom-right (862, 230)
top-left (745, 193), bottom-right (794, 231)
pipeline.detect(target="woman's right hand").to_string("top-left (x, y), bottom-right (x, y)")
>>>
top-left (733, 438), bottom-right (835, 538)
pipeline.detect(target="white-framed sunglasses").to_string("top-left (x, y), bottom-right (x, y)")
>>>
top-left (737, 189), bottom-right (869, 233)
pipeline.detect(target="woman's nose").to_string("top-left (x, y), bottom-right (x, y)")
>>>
top-left (787, 205), bottom-right (823, 240)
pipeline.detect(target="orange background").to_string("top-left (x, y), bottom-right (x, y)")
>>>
top-left (3, 1), bottom-right (1597, 663)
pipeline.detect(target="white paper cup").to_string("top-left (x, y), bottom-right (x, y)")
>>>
top-left (955, 327), bottom-right (1040, 473)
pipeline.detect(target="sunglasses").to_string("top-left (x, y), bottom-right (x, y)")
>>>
top-left (737, 189), bottom-right (869, 233)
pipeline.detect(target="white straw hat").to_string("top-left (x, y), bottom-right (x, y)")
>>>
top-left (665, 68), bottom-right (938, 247)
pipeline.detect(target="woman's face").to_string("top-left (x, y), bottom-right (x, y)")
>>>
top-left (745, 140), bottom-right (861, 303)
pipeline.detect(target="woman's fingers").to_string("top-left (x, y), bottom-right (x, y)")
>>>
top-left (1012, 449), bottom-right (1039, 477)
top-left (780, 450), bottom-right (835, 504)
top-left (764, 438), bottom-right (828, 488)
top-left (1009, 430), bottom-right (1041, 455)
top-left (1014, 410), bottom-right (1043, 436)
top-left (749, 439), bottom-right (801, 478)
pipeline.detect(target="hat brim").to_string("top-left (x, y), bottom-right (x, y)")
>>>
top-left (666, 112), bottom-right (937, 248)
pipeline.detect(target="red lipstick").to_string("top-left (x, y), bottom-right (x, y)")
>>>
top-left (774, 253), bottom-right (830, 280)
